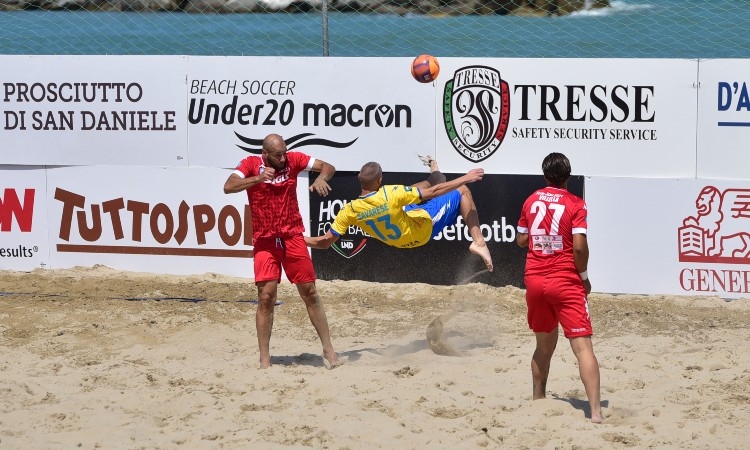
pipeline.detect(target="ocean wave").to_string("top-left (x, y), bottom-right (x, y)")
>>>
top-left (568, 1), bottom-right (655, 18)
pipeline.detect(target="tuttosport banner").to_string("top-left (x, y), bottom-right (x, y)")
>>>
top-left (586, 177), bottom-right (750, 299)
top-left (433, 58), bottom-right (698, 178)
top-left (696, 59), bottom-right (750, 181)
top-left (1, 55), bottom-right (188, 167)
top-left (186, 56), bottom-right (435, 172)
top-left (308, 171), bottom-right (584, 287)
top-left (45, 165), bottom-right (260, 277)
top-left (0, 166), bottom-right (50, 271)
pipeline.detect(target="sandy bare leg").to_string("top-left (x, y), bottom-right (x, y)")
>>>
top-left (469, 241), bottom-right (493, 272)
top-left (256, 281), bottom-right (278, 369)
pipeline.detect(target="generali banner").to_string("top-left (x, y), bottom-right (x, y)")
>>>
top-left (587, 177), bottom-right (750, 299)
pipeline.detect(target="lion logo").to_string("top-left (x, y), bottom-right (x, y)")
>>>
top-left (679, 186), bottom-right (750, 262)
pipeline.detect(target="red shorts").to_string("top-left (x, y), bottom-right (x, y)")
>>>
top-left (524, 272), bottom-right (593, 338)
top-left (252, 234), bottom-right (316, 284)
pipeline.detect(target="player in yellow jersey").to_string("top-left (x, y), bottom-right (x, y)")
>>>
top-left (305, 157), bottom-right (493, 272)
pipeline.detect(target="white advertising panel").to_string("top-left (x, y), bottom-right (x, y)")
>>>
top-left (186, 56), bottom-right (435, 172)
top-left (435, 58), bottom-right (698, 177)
top-left (587, 176), bottom-right (750, 299)
top-left (0, 166), bottom-right (50, 271)
top-left (697, 59), bottom-right (750, 180)
top-left (45, 166), bottom-right (257, 278)
top-left (0, 55), bottom-right (188, 167)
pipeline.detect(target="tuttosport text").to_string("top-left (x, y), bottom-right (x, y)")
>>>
top-left (54, 188), bottom-right (252, 246)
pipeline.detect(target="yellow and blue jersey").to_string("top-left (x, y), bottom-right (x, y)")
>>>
top-left (331, 185), bottom-right (433, 248)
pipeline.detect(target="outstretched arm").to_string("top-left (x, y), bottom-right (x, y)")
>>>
top-left (309, 159), bottom-right (336, 197)
top-left (305, 230), bottom-right (340, 249)
top-left (419, 168), bottom-right (484, 201)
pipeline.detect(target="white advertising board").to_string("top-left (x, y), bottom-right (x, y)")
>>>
top-left (434, 58), bottom-right (698, 177)
top-left (45, 165), bottom-right (257, 278)
top-left (587, 176), bottom-right (750, 299)
top-left (0, 55), bottom-right (188, 167)
top-left (697, 59), bottom-right (750, 180)
top-left (0, 166), bottom-right (50, 271)
top-left (186, 56), bottom-right (435, 172)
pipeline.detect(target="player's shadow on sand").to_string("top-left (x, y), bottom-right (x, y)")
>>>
top-left (552, 395), bottom-right (610, 420)
top-left (270, 353), bottom-right (328, 368)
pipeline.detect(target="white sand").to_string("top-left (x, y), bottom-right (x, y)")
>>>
top-left (1, 266), bottom-right (749, 449)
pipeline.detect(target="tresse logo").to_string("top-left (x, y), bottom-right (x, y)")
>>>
top-left (678, 186), bottom-right (750, 294)
top-left (443, 65), bottom-right (511, 162)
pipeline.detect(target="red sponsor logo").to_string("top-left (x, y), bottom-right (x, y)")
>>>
top-left (678, 186), bottom-right (750, 294)
top-left (0, 188), bottom-right (35, 232)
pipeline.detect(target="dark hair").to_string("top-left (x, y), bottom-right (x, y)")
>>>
top-left (358, 162), bottom-right (382, 189)
top-left (542, 152), bottom-right (571, 185)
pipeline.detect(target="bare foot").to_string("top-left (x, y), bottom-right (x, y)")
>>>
top-left (591, 412), bottom-right (604, 424)
top-left (323, 348), bottom-right (342, 369)
top-left (259, 360), bottom-right (271, 369)
top-left (469, 242), bottom-right (493, 272)
top-left (323, 353), bottom-right (344, 370)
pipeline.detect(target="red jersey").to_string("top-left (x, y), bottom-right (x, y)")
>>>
top-left (232, 152), bottom-right (314, 241)
top-left (517, 186), bottom-right (587, 278)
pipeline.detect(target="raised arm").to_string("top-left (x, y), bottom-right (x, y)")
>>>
top-left (419, 168), bottom-right (484, 201)
top-left (309, 159), bottom-right (336, 196)
top-left (223, 168), bottom-right (275, 194)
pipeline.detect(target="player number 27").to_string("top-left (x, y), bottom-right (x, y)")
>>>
top-left (364, 216), bottom-right (402, 241)
top-left (530, 201), bottom-right (565, 235)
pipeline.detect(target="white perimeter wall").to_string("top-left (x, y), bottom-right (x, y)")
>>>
top-left (1, 56), bottom-right (749, 298)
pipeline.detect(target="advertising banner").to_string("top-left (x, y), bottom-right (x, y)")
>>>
top-left (308, 171), bottom-right (584, 287)
top-left (186, 56), bottom-right (435, 172)
top-left (586, 177), bottom-right (750, 299)
top-left (697, 59), bottom-right (750, 181)
top-left (0, 55), bottom-right (188, 167)
top-left (0, 166), bottom-right (50, 271)
top-left (45, 165), bottom-right (256, 277)
top-left (434, 58), bottom-right (698, 178)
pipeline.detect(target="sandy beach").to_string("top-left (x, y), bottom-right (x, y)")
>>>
top-left (1, 266), bottom-right (749, 449)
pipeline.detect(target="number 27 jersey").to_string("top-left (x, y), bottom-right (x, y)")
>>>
top-left (517, 186), bottom-right (587, 277)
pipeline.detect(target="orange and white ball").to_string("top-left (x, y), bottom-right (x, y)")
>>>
top-left (411, 54), bottom-right (440, 83)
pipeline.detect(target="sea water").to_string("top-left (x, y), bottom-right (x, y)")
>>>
top-left (0, 0), bottom-right (748, 58)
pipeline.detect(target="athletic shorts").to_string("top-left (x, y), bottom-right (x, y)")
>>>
top-left (252, 234), bottom-right (316, 284)
top-left (524, 272), bottom-right (593, 338)
top-left (404, 189), bottom-right (461, 239)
